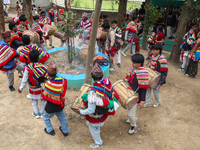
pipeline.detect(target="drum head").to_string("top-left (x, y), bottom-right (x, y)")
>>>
top-left (17, 46), bottom-right (24, 53)
top-left (43, 24), bottom-right (49, 32)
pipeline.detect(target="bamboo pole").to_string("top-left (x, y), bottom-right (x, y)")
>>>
top-left (84, 0), bottom-right (102, 84)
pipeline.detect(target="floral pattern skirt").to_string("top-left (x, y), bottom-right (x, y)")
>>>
top-left (185, 59), bottom-right (198, 77)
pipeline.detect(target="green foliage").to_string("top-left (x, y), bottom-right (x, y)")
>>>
top-left (71, 0), bottom-right (81, 7)
top-left (144, 3), bottom-right (162, 31)
top-left (56, 11), bottom-right (80, 64)
top-left (111, 1), bottom-right (115, 11)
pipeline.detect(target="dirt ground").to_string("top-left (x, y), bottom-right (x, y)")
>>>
top-left (1, 15), bottom-right (200, 150)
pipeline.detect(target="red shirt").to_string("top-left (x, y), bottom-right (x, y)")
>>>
top-left (156, 32), bottom-right (164, 42)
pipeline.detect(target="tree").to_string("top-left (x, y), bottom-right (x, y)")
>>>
top-left (116, 0), bottom-right (127, 28)
top-left (0, 0), bottom-right (5, 40)
top-left (84, 0), bottom-right (102, 84)
top-left (142, 1), bottom-right (162, 50)
top-left (170, 0), bottom-right (200, 62)
top-left (23, 0), bottom-right (33, 28)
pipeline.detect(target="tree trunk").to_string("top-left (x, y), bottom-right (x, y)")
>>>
top-left (170, 0), bottom-right (195, 62)
top-left (84, 0), bottom-right (102, 84)
top-left (0, 0), bottom-right (5, 40)
top-left (117, 0), bottom-right (127, 28)
top-left (23, 0), bottom-right (33, 28)
top-left (65, 0), bottom-right (68, 11)
top-left (141, 0), bottom-right (150, 50)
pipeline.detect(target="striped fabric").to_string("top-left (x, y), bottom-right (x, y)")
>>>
top-left (39, 17), bottom-right (51, 25)
top-left (17, 24), bottom-right (29, 36)
top-left (125, 21), bottom-right (138, 33)
top-left (98, 21), bottom-right (103, 27)
top-left (20, 45), bottom-right (44, 59)
top-left (79, 20), bottom-right (92, 31)
top-left (147, 35), bottom-right (156, 49)
top-left (32, 22), bottom-right (43, 33)
top-left (127, 66), bottom-right (149, 89)
top-left (0, 45), bottom-right (16, 67)
top-left (10, 31), bottom-right (21, 46)
top-left (151, 55), bottom-right (168, 72)
top-left (26, 63), bottom-right (48, 86)
top-left (91, 78), bottom-right (114, 100)
top-left (42, 77), bottom-right (67, 107)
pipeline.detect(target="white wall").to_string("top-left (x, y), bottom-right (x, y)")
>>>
top-left (9, 0), bottom-right (52, 8)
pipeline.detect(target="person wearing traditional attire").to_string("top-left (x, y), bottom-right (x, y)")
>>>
top-left (78, 12), bottom-right (92, 47)
top-left (125, 53), bottom-right (149, 134)
top-left (12, 10), bottom-right (23, 25)
top-left (144, 44), bottom-right (168, 108)
top-left (19, 35), bottom-right (50, 68)
top-left (97, 14), bottom-right (106, 54)
top-left (32, 16), bottom-right (47, 51)
top-left (9, 22), bottom-right (24, 50)
top-left (122, 16), bottom-right (139, 57)
top-left (18, 50), bottom-right (48, 118)
top-left (42, 63), bottom-right (70, 136)
top-left (0, 31), bottom-right (23, 91)
top-left (185, 32), bottom-right (200, 77)
top-left (39, 11), bottom-right (54, 48)
top-left (76, 63), bottom-right (119, 148)
top-left (17, 15), bottom-right (30, 37)
top-left (146, 32), bottom-right (156, 60)
top-left (179, 29), bottom-right (196, 72)
top-left (111, 20), bottom-right (123, 68)
top-left (48, 4), bottom-right (59, 27)
top-left (103, 22), bottom-right (121, 71)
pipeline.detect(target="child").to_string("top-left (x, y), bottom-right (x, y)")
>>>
top-left (144, 44), bottom-right (168, 108)
top-left (0, 31), bottom-right (23, 91)
top-left (146, 32), bottom-right (156, 60)
top-left (103, 14), bottom-right (108, 24)
top-left (111, 20), bottom-right (123, 67)
top-left (18, 50), bottom-right (48, 118)
top-left (76, 63), bottom-right (118, 148)
top-left (19, 35), bottom-right (50, 68)
top-left (32, 15), bottom-right (47, 51)
top-left (125, 53), bottom-right (149, 134)
top-left (122, 16), bottom-right (139, 57)
top-left (179, 29), bottom-right (196, 72)
top-left (41, 63), bottom-right (70, 136)
top-left (9, 22), bottom-right (24, 50)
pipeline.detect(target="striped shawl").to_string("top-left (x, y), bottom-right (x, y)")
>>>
top-left (0, 45), bottom-right (16, 67)
top-left (150, 55), bottom-right (168, 72)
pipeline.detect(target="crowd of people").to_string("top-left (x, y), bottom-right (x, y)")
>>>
top-left (0, 2), bottom-right (200, 149)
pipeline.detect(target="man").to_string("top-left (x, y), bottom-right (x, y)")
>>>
top-left (122, 16), bottom-right (139, 57)
top-left (76, 63), bottom-right (119, 148)
top-left (104, 21), bottom-right (121, 71)
top-left (9, 22), bottom-right (24, 50)
top-left (78, 12), bottom-right (92, 47)
top-left (17, 15), bottom-right (30, 37)
top-left (169, 11), bottom-right (177, 39)
top-left (39, 11), bottom-right (54, 48)
top-left (103, 14), bottom-right (108, 24)
top-left (97, 14), bottom-right (106, 54)
top-left (0, 31), bottom-right (23, 91)
top-left (32, 15), bottom-right (47, 51)
top-left (48, 4), bottom-right (59, 27)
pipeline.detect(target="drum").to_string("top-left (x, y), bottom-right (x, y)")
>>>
top-left (100, 31), bottom-right (107, 40)
top-left (71, 83), bottom-right (92, 113)
top-left (146, 68), bottom-right (161, 89)
top-left (96, 27), bottom-right (102, 39)
top-left (43, 24), bottom-right (57, 36)
top-left (23, 30), bottom-right (39, 44)
top-left (17, 46), bottom-right (24, 53)
top-left (54, 31), bottom-right (65, 39)
top-left (113, 80), bottom-right (139, 109)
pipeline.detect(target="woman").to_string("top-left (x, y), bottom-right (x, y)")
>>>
top-left (185, 32), bottom-right (200, 77)
top-left (155, 25), bottom-right (164, 49)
